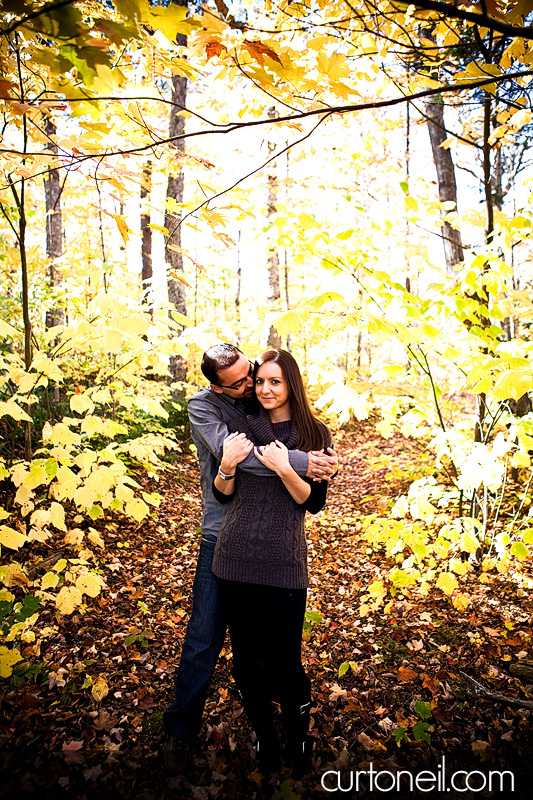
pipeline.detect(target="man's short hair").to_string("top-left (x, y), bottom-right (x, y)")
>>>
top-left (201, 343), bottom-right (242, 385)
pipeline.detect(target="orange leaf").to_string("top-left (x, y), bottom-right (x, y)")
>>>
top-left (205, 41), bottom-right (228, 60)
top-left (397, 666), bottom-right (418, 682)
top-left (243, 40), bottom-right (282, 66)
top-left (422, 675), bottom-right (440, 695)
top-left (0, 79), bottom-right (14, 97)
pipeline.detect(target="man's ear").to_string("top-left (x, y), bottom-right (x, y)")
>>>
top-left (210, 383), bottom-right (223, 394)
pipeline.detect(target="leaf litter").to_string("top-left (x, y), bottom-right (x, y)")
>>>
top-left (1, 421), bottom-right (533, 799)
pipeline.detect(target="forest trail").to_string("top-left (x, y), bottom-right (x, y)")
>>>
top-left (2, 422), bottom-right (533, 800)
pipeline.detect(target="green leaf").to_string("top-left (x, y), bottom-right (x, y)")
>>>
top-left (412, 720), bottom-right (431, 743)
top-left (89, 504), bottom-right (104, 521)
top-left (511, 542), bottom-right (529, 560)
top-left (414, 700), bottom-right (432, 720)
top-left (304, 611), bottom-right (323, 624)
top-left (393, 726), bottom-right (410, 745)
top-left (338, 661), bottom-right (349, 677)
top-left (14, 594), bottom-right (41, 623)
top-left (522, 529), bottom-right (533, 545)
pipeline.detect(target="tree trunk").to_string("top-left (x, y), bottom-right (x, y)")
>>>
top-left (44, 118), bottom-right (64, 329)
top-left (164, 0), bottom-right (188, 387)
top-left (140, 160), bottom-right (152, 312)
top-left (235, 229), bottom-right (241, 343)
top-left (425, 97), bottom-right (464, 275)
top-left (266, 106), bottom-right (282, 349)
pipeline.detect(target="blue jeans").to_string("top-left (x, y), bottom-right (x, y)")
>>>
top-left (163, 533), bottom-right (227, 738)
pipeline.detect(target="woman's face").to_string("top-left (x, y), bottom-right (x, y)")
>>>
top-left (255, 361), bottom-right (290, 413)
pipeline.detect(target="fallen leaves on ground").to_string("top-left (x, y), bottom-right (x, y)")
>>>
top-left (2, 421), bottom-right (533, 799)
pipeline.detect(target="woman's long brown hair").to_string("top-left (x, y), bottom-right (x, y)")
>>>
top-left (254, 349), bottom-right (331, 451)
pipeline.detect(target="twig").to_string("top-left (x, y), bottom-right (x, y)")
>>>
top-left (459, 670), bottom-right (533, 710)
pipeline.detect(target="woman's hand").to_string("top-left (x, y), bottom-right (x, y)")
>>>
top-left (220, 432), bottom-right (253, 473)
top-left (254, 439), bottom-right (290, 476)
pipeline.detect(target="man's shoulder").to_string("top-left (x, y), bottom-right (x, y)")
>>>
top-left (188, 387), bottom-right (235, 418)
top-left (188, 386), bottom-right (214, 406)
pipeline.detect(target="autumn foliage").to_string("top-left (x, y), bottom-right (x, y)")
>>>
top-left (2, 0), bottom-right (533, 795)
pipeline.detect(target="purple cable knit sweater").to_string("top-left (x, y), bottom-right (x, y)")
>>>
top-left (212, 409), bottom-right (329, 589)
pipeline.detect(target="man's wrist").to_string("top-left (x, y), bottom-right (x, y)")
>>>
top-left (220, 460), bottom-right (237, 474)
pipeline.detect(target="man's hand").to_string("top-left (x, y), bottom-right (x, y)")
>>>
top-left (306, 447), bottom-right (338, 481)
top-left (220, 432), bottom-right (253, 473)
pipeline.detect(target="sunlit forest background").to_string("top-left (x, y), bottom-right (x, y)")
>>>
top-left (2, 0), bottom-right (533, 691)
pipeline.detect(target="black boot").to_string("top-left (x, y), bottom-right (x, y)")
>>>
top-left (241, 693), bottom-right (281, 775)
top-left (282, 700), bottom-right (312, 778)
top-left (255, 728), bottom-right (282, 775)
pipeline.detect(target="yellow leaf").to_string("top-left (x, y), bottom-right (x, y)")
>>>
top-left (389, 568), bottom-right (416, 587)
top-left (0, 399), bottom-right (32, 422)
top-left (368, 580), bottom-right (386, 600)
top-left (511, 451), bottom-right (530, 468)
top-left (50, 423), bottom-right (81, 447)
top-left (81, 415), bottom-right (104, 438)
top-left (50, 502), bottom-right (67, 531)
top-left (460, 532), bottom-right (480, 555)
top-left (0, 646), bottom-right (22, 678)
top-left (0, 319), bottom-right (18, 338)
top-left (64, 528), bottom-right (84, 545)
top-left (492, 370), bottom-right (533, 402)
top-left (74, 485), bottom-right (97, 510)
top-left (102, 420), bottom-right (128, 437)
top-left (271, 310), bottom-right (305, 335)
top-left (125, 498), bottom-right (149, 522)
top-left (91, 677), bottom-right (109, 702)
top-left (18, 372), bottom-right (37, 394)
top-left (75, 573), bottom-right (103, 598)
top-left (30, 509), bottom-right (50, 529)
top-left (87, 529), bottom-right (105, 549)
top-left (115, 484), bottom-right (134, 503)
top-left (55, 586), bottom-right (83, 615)
top-left (41, 571), bottom-right (59, 590)
top-left (70, 394), bottom-right (95, 415)
top-left (0, 525), bottom-right (27, 550)
top-left (436, 572), bottom-right (458, 596)
top-left (452, 593), bottom-right (471, 612)
top-left (359, 603), bottom-right (370, 617)
top-left (42, 421), bottom-right (53, 442)
top-left (451, 559), bottom-right (470, 576)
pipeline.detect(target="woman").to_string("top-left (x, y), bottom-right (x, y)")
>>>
top-left (211, 349), bottom-right (332, 775)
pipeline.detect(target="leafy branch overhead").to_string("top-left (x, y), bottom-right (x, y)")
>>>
top-left (1, 0), bottom-right (533, 791)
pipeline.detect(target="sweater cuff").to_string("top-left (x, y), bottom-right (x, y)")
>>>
top-left (287, 449), bottom-right (308, 477)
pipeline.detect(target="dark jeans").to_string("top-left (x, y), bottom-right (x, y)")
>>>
top-left (163, 534), bottom-right (226, 738)
top-left (216, 578), bottom-right (311, 735)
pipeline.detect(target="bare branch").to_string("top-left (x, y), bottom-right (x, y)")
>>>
top-left (1, 68), bottom-right (532, 189)
top-left (392, 0), bottom-right (533, 40)
top-left (0, 0), bottom-right (77, 38)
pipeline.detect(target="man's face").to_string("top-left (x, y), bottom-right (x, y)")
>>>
top-left (211, 354), bottom-right (254, 399)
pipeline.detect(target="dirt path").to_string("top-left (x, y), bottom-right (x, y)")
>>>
top-left (2, 423), bottom-right (533, 799)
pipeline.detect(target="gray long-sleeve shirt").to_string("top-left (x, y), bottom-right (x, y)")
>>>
top-left (188, 387), bottom-right (309, 537)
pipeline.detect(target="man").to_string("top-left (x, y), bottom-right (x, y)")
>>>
top-left (162, 343), bottom-right (337, 769)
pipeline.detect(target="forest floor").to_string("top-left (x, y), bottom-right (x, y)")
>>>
top-left (2, 420), bottom-right (533, 800)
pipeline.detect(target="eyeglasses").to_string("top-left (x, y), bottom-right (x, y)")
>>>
top-left (218, 361), bottom-right (254, 391)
